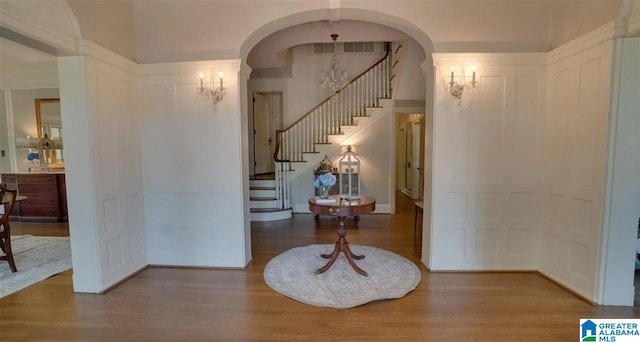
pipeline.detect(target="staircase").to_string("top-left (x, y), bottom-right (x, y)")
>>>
top-left (249, 176), bottom-right (292, 221)
top-left (249, 42), bottom-right (404, 221)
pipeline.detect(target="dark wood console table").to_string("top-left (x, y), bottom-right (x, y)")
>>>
top-left (308, 195), bottom-right (376, 276)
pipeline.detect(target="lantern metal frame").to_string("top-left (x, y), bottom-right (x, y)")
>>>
top-left (338, 145), bottom-right (361, 200)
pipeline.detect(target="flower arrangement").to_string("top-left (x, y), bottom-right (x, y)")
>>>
top-left (314, 172), bottom-right (336, 188)
top-left (314, 172), bottom-right (336, 198)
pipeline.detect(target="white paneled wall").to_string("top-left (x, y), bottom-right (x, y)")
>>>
top-left (139, 60), bottom-right (250, 268)
top-left (598, 38), bottom-right (640, 306)
top-left (541, 40), bottom-right (614, 301)
top-left (58, 44), bottom-right (146, 292)
top-left (431, 54), bottom-right (546, 270)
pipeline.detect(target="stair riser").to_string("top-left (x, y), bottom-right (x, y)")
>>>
top-left (250, 199), bottom-right (279, 209)
top-left (250, 209), bottom-right (292, 221)
top-left (250, 189), bottom-right (276, 198)
top-left (250, 180), bottom-right (275, 188)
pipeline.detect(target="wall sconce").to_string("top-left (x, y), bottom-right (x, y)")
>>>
top-left (198, 71), bottom-right (225, 107)
top-left (446, 64), bottom-right (477, 107)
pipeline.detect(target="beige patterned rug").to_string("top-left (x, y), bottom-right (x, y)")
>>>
top-left (0, 235), bottom-right (71, 298)
top-left (264, 244), bottom-right (421, 308)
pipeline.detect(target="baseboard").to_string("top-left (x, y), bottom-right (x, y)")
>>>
top-left (147, 264), bottom-right (246, 270)
top-left (428, 268), bottom-right (537, 273)
top-left (537, 271), bottom-right (596, 305)
top-left (100, 265), bottom-right (148, 294)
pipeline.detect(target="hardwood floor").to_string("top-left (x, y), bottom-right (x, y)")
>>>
top-left (1, 193), bottom-right (639, 341)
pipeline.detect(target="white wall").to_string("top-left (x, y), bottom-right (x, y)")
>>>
top-left (431, 53), bottom-right (546, 270)
top-left (139, 60), bottom-right (251, 268)
top-left (132, 1), bottom-right (557, 63)
top-left (394, 40), bottom-right (426, 100)
top-left (289, 104), bottom-right (394, 213)
top-left (287, 43), bottom-right (386, 126)
top-left (539, 34), bottom-right (615, 302)
top-left (58, 43), bottom-right (147, 292)
top-left (9, 88), bottom-right (59, 172)
top-left (598, 37), bottom-right (640, 306)
top-left (0, 62), bottom-right (59, 174)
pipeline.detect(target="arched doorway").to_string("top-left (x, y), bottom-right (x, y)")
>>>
top-left (238, 10), bottom-right (436, 267)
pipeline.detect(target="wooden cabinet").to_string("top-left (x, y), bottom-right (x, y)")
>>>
top-left (1, 173), bottom-right (21, 217)
top-left (0, 173), bottom-right (67, 222)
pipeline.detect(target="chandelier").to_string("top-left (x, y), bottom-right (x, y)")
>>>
top-left (319, 33), bottom-right (348, 95)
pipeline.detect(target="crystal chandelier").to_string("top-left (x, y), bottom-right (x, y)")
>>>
top-left (319, 33), bottom-right (347, 95)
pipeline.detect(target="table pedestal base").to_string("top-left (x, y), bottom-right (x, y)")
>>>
top-left (315, 216), bottom-right (368, 276)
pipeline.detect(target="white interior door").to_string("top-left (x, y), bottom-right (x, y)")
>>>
top-left (404, 121), bottom-right (413, 193)
top-left (253, 93), bottom-right (271, 174)
top-left (411, 121), bottom-right (422, 199)
top-left (253, 92), bottom-right (283, 174)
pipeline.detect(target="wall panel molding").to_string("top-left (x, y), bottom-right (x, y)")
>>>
top-left (431, 53), bottom-right (545, 270)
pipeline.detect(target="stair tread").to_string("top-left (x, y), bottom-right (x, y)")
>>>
top-left (250, 186), bottom-right (276, 190)
top-left (250, 174), bottom-right (275, 180)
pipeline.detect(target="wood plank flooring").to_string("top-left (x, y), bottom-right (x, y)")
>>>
top-left (1, 193), bottom-right (639, 341)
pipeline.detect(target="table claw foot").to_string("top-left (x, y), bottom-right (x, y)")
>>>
top-left (350, 252), bottom-right (365, 260)
top-left (316, 251), bottom-right (339, 274)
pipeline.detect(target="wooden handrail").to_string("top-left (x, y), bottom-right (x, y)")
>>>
top-left (277, 49), bottom-right (391, 136)
top-left (273, 129), bottom-right (289, 162)
top-left (273, 44), bottom-right (393, 163)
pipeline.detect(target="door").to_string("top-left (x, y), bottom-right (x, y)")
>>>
top-left (253, 92), bottom-right (283, 175)
top-left (411, 121), bottom-right (422, 199)
top-left (404, 121), bottom-right (413, 193)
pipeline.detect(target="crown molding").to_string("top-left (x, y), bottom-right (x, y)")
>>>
top-left (77, 40), bottom-right (138, 75)
top-left (626, 15), bottom-right (640, 37)
top-left (0, 2), bottom-right (78, 55)
top-left (547, 20), bottom-right (624, 64)
top-left (432, 53), bottom-right (547, 66)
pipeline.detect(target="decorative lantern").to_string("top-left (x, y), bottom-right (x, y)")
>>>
top-left (338, 145), bottom-right (360, 200)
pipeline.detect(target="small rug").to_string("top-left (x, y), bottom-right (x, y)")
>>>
top-left (0, 235), bottom-right (72, 298)
top-left (264, 244), bottom-right (421, 308)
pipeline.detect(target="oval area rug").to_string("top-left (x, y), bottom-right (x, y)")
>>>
top-left (264, 244), bottom-right (421, 308)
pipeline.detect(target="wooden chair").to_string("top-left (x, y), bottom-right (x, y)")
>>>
top-left (0, 184), bottom-right (18, 272)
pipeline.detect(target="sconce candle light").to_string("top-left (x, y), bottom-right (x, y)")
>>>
top-left (198, 71), bottom-right (225, 107)
top-left (447, 64), bottom-right (477, 107)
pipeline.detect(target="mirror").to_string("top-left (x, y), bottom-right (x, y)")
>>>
top-left (34, 98), bottom-right (63, 163)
